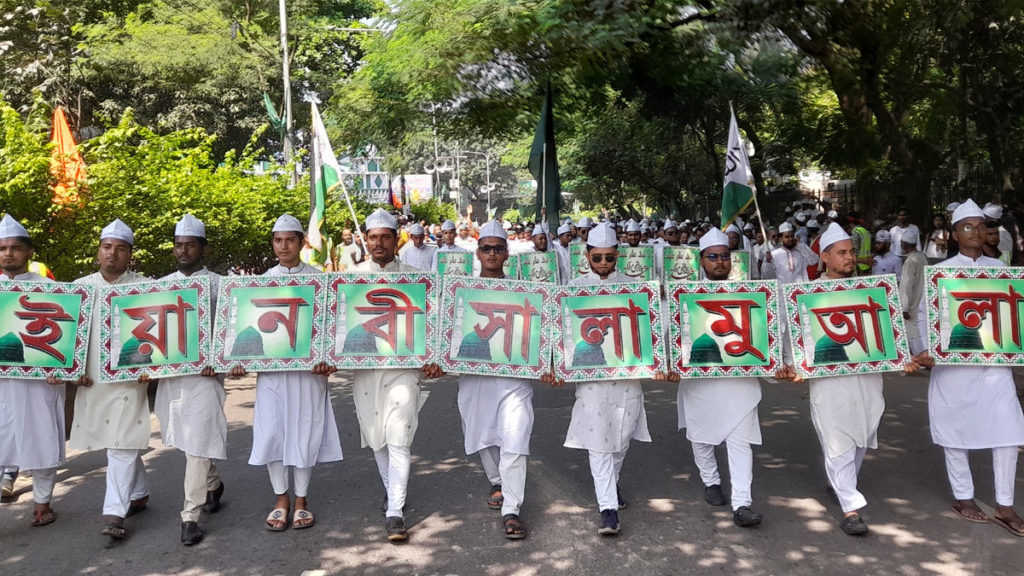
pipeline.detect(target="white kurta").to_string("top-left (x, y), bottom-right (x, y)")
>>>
top-left (350, 258), bottom-right (424, 450)
top-left (771, 244), bottom-right (816, 285)
top-left (677, 378), bottom-right (762, 446)
top-left (69, 270), bottom-right (151, 452)
top-left (928, 252), bottom-right (1024, 449)
top-left (808, 374), bottom-right (884, 460)
top-left (400, 243), bottom-right (436, 271)
top-left (553, 242), bottom-right (572, 285)
top-left (0, 272), bottom-right (66, 470)
top-left (872, 250), bottom-right (902, 278)
top-left (564, 271), bottom-right (652, 453)
top-left (154, 268), bottom-right (228, 460)
top-left (889, 224), bottom-right (921, 256)
top-left (458, 375), bottom-right (534, 455)
top-left (248, 263), bottom-right (342, 466)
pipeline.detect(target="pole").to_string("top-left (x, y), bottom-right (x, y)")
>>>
top-left (541, 142), bottom-right (546, 220)
top-left (329, 180), bottom-right (365, 248)
top-left (279, 0), bottom-right (296, 188)
top-left (485, 153), bottom-right (491, 216)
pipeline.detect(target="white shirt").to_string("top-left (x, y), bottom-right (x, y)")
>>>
top-left (872, 250), bottom-right (903, 278)
top-left (400, 243), bottom-right (436, 271)
top-left (770, 243), bottom-right (818, 285)
top-left (889, 224), bottom-right (921, 256)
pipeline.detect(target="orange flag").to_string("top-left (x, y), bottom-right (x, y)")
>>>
top-left (50, 107), bottom-right (86, 205)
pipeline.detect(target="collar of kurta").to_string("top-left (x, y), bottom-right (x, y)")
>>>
top-left (275, 263), bottom-right (310, 274)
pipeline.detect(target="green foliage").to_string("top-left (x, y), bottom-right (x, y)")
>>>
top-left (406, 198), bottom-right (456, 226)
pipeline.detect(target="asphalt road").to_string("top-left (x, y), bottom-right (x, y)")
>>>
top-left (2, 369), bottom-right (1022, 576)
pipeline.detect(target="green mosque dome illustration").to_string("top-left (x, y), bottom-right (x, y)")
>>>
top-left (949, 324), bottom-right (984, 351)
top-left (118, 336), bottom-right (153, 367)
top-left (814, 336), bottom-right (850, 363)
top-left (689, 334), bottom-right (723, 364)
top-left (231, 325), bottom-right (265, 357)
top-left (342, 325), bottom-right (379, 354)
top-left (457, 332), bottom-right (492, 361)
top-left (0, 332), bottom-right (25, 363)
top-left (572, 340), bottom-right (606, 367)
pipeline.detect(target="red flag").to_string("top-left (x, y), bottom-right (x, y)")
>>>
top-left (50, 107), bottom-right (86, 205)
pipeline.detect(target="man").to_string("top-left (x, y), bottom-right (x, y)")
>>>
top-left (768, 223), bottom-right (818, 286)
top-left (400, 223), bottom-right (435, 271)
top-left (455, 223), bottom-right (477, 251)
top-left (889, 208), bottom-right (921, 256)
top-left (623, 220), bottom-right (642, 248)
top-left (574, 217), bottom-right (593, 243)
top-left (431, 220), bottom-right (468, 271)
top-left (152, 215), bottom-right (227, 545)
top-left (794, 213), bottom-right (809, 245)
top-left (0, 215), bottom-right (65, 526)
top-left (677, 228), bottom-right (763, 528)
top-left (753, 226), bottom-right (776, 280)
top-left (847, 212), bottom-right (873, 275)
top-left (456, 221), bottom-right (534, 540)
top-left (231, 214), bottom-right (343, 533)
top-left (69, 219), bottom-right (150, 539)
top-left (983, 203), bottom-right (1014, 263)
top-left (983, 219), bottom-right (1009, 264)
top-left (871, 230), bottom-right (902, 278)
top-left (553, 222), bottom-right (573, 285)
top-left (339, 228), bottom-right (364, 269)
top-left (725, 224), bottom-right (744, 251)
top-left (351, 208), bottom-right (444, 542)
top-left (899, 229), bottom-right (928, 354)
top-left (561, 222), bottom-right (651, 536)
top-left (529, 224), bottom-right (548, 253)
top-left (928, 199), bottom-right (1024, 536)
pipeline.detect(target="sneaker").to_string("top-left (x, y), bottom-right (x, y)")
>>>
top-left (704, 484), bottom-right (727, 507)
top-left (733, 506), bottom-right (762, 527)
top-left (598, 509), bottom-right (620, 535)
top-left (839, 514), bottom-right (869, 536)
top-left (386, 516), bottom-right (409, 542)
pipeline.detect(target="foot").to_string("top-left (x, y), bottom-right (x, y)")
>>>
top-left (31, 505), bottom-right (56, 527)
top-left (265, 494), bottom-right (290, 532)
top-left (704, 484), bottom-right (727, 507)
top-left (488, 485), bottom-right (504, 510)
top-left (126, 495), bottom-right (149, 517)
top-left (102, 515), bottom-right (126, 539)
top-left (502, 513), bottom-right (528, 540)
top-left (733, 506), bottom-right (762, 528)
top-left (202, 481), bottom-right (224, 515)
top-left (598, 509), bottom-right (620, 536)
top-left (386, 516), bottom-right (409, 542)
top-left (952, 499), bottom-right (990, 523)
top-left (616, 484), bottom-right (627, 510)
top-left (992, 506), bottom-right (1024, 537)
top-left (840, 513), bottom-right (869, 536)
top-left (181, 521), bottom-right (203, 546)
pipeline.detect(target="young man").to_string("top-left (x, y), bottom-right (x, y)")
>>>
top-left (0, 215), bottom-right (65, 526)
top-left (232, 214), bottom-right (343, 533)
top-left (552, 222), bottom-right (573, 285)
top-left (69, 219), bottom-right (150, 539)
top-left (871, 230), bottom-right (902, 277)
top-left (431, 220), bottom-right (468, 271)
top-left (928, 199), bottom-right (1024, 536)
top-left (888, 208), bottom-right (921, 257)
top-left (151, 215), bottom-right (227, 545)
top-left (529, 224), bottom-right (548, 253)
top-left (456, 221), bottom-right (534, 540)
top-left (768, 223), bottom-right (818, 286)
top-left (399, 223), bottom-right (435, 271)
top-left (898, 229), bottom-right (928, 355)
top-left (677, 228), bottom-right (763, 528)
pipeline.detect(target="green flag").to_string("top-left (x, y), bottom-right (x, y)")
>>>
top-left (721, 107), bottom-right (755, 229)
top-left (528, 85), bottom-right (561, 232)
top-left (263, 92), bottom-right (284, 133)
top-left (308, 102), bottom-right (336, 259)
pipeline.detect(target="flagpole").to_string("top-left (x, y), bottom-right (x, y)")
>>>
top-left (329, 181), bottom-right (365, 246)
top-left (541, 142), bottom-right (547, 220)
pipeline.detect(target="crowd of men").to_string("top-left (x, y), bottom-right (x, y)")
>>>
top-left (1, 197), bottom-right (1023, 550)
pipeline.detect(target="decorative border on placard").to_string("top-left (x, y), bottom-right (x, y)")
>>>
top-left (0, 280), bottom-right (93, 380)
top-left (783, 274), bottom-right (909, 378)
top-left (667, 279), bottom-right (781, 378)
top-left (211, 274), bottom-right (326, 372)
top-left (438, 276), bottom-right (555, 378)
top-left (552, 281), bottom-right (665, 382)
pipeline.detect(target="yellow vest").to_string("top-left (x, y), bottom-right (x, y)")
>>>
top-left (852, 226), bottom-right (871, 274)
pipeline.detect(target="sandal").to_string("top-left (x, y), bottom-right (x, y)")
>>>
top-left (126, 495), bottom-right (149, 517)
top-left (102, 516), bottom-right (126, 539)
top-left (952, 500), bottom-right (990, 524)
top-left (488, 485), bottom-right (504, 510)
top-left (292, 509), bottom-right (315, 530)
top-left (993, 513), bottom-right (1024, 537)
top-left (265, 507), bottom-right (289, 532)
top-left (502, 513), bottom-right (527, 540)
top-left (31, 508), bottom-right (56, 527)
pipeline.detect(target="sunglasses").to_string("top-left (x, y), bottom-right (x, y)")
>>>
top-left (702, 252), bottom-right (730, 262)
top-left (590, 254), bottom-right (618, 263)
top-left (478, 244), bottom-right (508, 254)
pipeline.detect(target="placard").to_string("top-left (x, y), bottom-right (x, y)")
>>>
top-left (570, 243), bottom-right (591, 278)
top-left (212, 275), bottom-right (326, 372)
top-left (618, 245), bottom-right (655, 281)
top-left (0, 281), bottom-right (93, 380)
top-left (326, 273), bottom-right (436, 368)
top-left (439, 277), bottom-right (555, 378)
top-left (552, 281), bottom-right (665, 382)
top-left (728, 250), bottom-right (751, 281)
top-left (663, 245), bottom-right (700, 282)
top-left (436, 251), bottom-right (473, 276)
top-left (667, 280), bottom-right (782, 378)
top-left (503, 254), bottom-right (520, 280)
top-left (926, 266), bottom-right (1024, 365)
top-left (783, 274), bottom-right (909, 378)
top-left (518, 251), bottom-right (558, 283)
top-left (98, 277), bottom-right (211, 382)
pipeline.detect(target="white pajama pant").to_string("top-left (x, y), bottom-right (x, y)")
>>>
top-left (267, 461), bottom-right (312, 498)
top-left (103, 449), bottom-right (149, 517)
top-left (692, 437), bottom-right (754, 510)
top-left (30, 467), bottom-right (56, 504)
top-left (588, 448), bottom-right (628, 512)
top-left (182, 455), bottom-right (222, 522)
top-left (478, 445), bottom-right (528, 516)
top-left (823, 446), bottom-right (868, 513)
top-left (374, 444), bottom-right (411, 518)
top-left (944, 446), bottom-right (1019, 507)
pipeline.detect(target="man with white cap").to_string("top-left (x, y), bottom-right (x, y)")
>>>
top-left (529, 224), bottom-right (549, 253)
top-left (351, 208), bottom-right (444, 542)
top-left (871, 230), bottom-right (902, 277)
top-left (229, 214), bottom-right (342, 533)
top-left (676, 228), bottom-right (763, 528)
top-left (983, 202), bottom-right (1014, 259)
top-left (898, 228), bottom-right (928, 354)
top-left (430, 219), bottom-right (468, 271)
top-left (927, 199), bottom-right (1024, 536)
top-left (888, 208), bottom-right (920, 257)
top-left (768, 222), bottom-right (818, 286)
top-left (624, 220), bottom-right (642, 247)
top-left (150, 214), bottom-right (227, 545)
top-left (399, 223), bottom-right (435, 271)
top-left (794, 212), bottom-right (809, 245)
top-left (553, 222), bottom-right (573, 284)
top-left (0, 214), bottom-right (65, 527)
top-left (69, 219), bottom-right (150, 539)
top-left (456, 220), bottom-right (534, 540)
top-left (574, 217), bottom-right (593, 244)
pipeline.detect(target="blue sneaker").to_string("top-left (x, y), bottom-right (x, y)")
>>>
top-left (598, 509), bottom-right (620, 535)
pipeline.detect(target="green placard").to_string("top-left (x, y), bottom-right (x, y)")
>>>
top-left (503, 254), bottom-right (521, 280)
top-left (519, 251), bottom-right (558, 283)
top-left (728, 250), bottom-right (751, 281)
top-left (618, 245), bottom-right (655, 281)
top-left (0, 281), bottom-right (93, 380)
top-left (570, 243), bottom-right (591, 278)
top-left (663, 245), bottom-right (700, 282)
top-left (437, 251), bottom-right (473, 276)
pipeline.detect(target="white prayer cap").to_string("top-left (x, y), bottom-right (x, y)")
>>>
top-left (725, 223), bottom-right (742, 236)
top-left (699, 228), bottom-right (729, 252)
top-left (272, 214), bottom-right (304, 234)
top-left (827, 210), bottom-right (838, 219)
top-left (795, 212), bottom-right (807, 223)
top-left (586, 222), bottom-right (618, 248)
top-left (946, 201), bottom-right (961, 213)
top-left (743, 223), bottom-right (754, 231)
top-left (902, 228), bottom-right (919, 244)
top-left (778, 222), bottom-right (794, 233)
top-left (531, 224), bottom-right (545, 237)
top-left (683, 219), bottom-right (692, 225)
top-left (0, 214), bottom-right (29, 239)
top-left (458, 223), bottom-right (469, 231)
top-left (577, 216), bottom-right (593, 228)
top-left (819, 222), bottom-right (851, 252)
top-left (625, 220), bottom-right (641, 233)
top-left (502, 220), bottom-right (512, 230)
top-left (409, 223), bottom-right (425, 235)
top-left (101, 218), bottom-right (134, 245)
top-left (792, 200), bottom-right (802, 207)
top-left (441, 219), bottom-right (456, 231)
top-left (983, 202), bottom-right (1004, 220)
top-left (807, 219), bottom-right (820, 229)
top-left (174, 214), bottom-right (206, 238)
top-left (784, 206), bottom-right (793, 213)
top-left (365, 208), bottom-right (397, 230)
top-left (664, 219), bottom-right (678, 230)
top-left (704, 216), bottom-right (711, 223)
top-left (557, 223), bottom-right (571, 235)
top-left (640, 224), bottom-right (649, 233)
top-left (952, 199), bottom-right (985, 224)
top-left (478, 220), bottom-right (508, 240)
top-left (563, 217), bottom-right (572, 225)
top-left (875, 229), bottom-right (892, 243)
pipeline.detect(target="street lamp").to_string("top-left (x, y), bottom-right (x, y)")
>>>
top-left (463, 150), bottom-right (498, 216)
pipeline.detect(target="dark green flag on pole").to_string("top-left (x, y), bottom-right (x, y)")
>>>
top-left (528, 86), bottom-right (561, 232)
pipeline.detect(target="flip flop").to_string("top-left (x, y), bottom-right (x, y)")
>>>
top-left (488, 485), bottom-right (503, 510)
top-left (265, 507), bottom-right (289, 532)
top-left (292, 509), bottom-right (315, 530)
top-left (952, 501), bottom-right (990, 524)
top-left (31, 509), bottom-right (56, 527)
top-left (992, 515), bottom-right (1024, 537)
top-left (503, 514), bottom-right (527, 540)
top-left (102, 520), bottom-right (126, 539)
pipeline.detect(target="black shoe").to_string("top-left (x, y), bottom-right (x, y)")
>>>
top-left (202, 482), bottom-right (224, 515)
top-left (733, 506), bottom-right (762, 528)
top-left (181, 521), bottom-right (204, 546)
top-left (704, 484), bottom-right (727, 507)
top-left (616, 485), bottom-right (627, 510)
top-left (598, 509), bottom-right (620, 535)
top-left (840, 514), bottom-right (869, 536)
top-left (386, 516), bottom-right (408, 542)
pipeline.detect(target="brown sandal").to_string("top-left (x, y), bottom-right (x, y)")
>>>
top-left (31, 508), bottom-right (56, 527)
top-left (488, 485), bottom-right (503, 510)
top-left (952, 500), bottom-right (990, 524)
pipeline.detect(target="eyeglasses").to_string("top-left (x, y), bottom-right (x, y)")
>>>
top-left (590, 254), bottom-right (618, 263)
top-left (702, 252), bottom-right (730, 262)
top-left (959, 224), bottom-right (983, 234)
top-left (478, 245), bottom-right (508, 254)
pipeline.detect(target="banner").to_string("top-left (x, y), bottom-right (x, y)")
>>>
top-left (326, 273), bottom-right (436, 369)
top-left (667, 280), bottom-right (782, 378)
top-left (504, 254), bottom-right (521, 280)
top-left (728, 250), bottom-right (751, 281)
top-left (783, 274), bottom-right (909, 378)
top-left (570, 243), bottom-right (591, 278)
top-left (618, 245), bottom-right (655, 281)
top-left (518, 251), bottom-right (558, 283)
top-left (0, 281), bottom-right (93, 380)
top-left (662, 246), bottom-right (700, 282)
top-left (212, 275), bottom-right (326, 372)
top-left (552, 281), bottom-right (665, 382)
top-left (439, 277), bottom-right (555, 378)
top-left (926, 266), bottom-right (1024, 365)
top-left (437, 251), bottom-right (473, 276)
